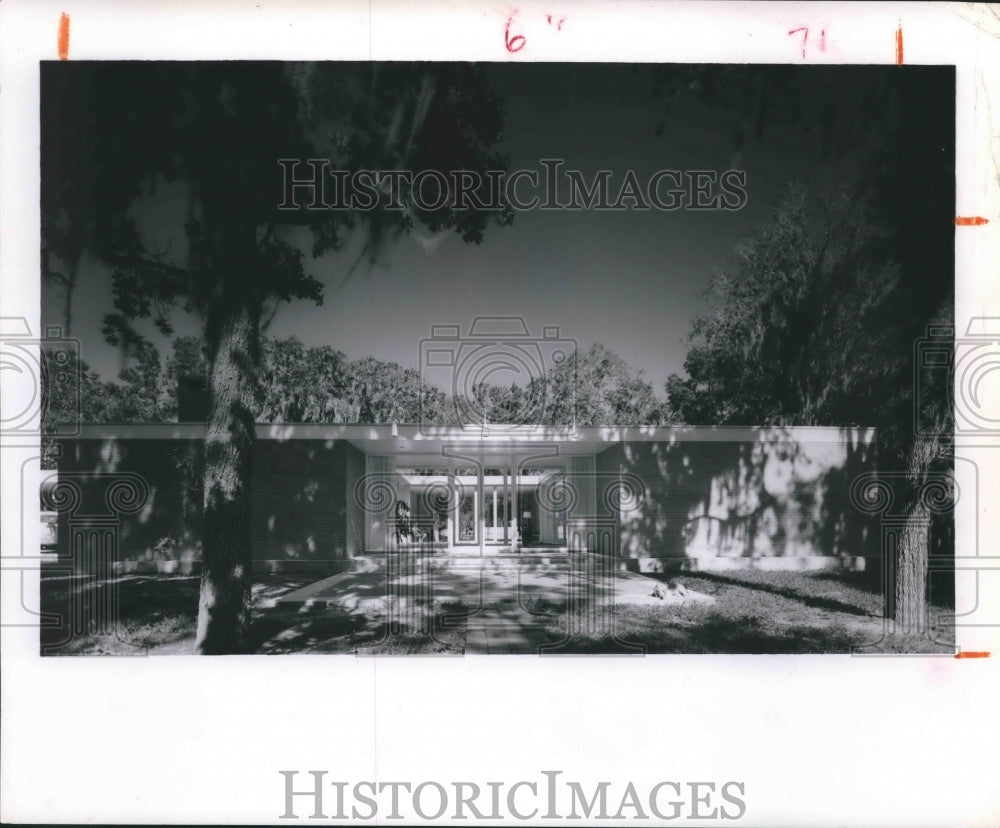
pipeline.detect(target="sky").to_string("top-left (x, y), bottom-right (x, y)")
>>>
top-left (43, 63), bottom-right (840, 393)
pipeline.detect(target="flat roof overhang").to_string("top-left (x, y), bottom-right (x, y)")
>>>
top-left (62, 423), bottom-right (876, 456)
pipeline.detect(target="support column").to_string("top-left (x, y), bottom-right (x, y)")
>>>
top-left (502, 467), bottom-right (509, 545)
top-left (511, 452), bottom-right (519, 550)
top-left (478, 462), bottom-right (484, 556)
top-left (364, 455), bottom-right (397, 553)
top-left (568, 454), bottom-right (596, 552)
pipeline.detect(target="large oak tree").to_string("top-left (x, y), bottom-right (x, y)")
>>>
top-left (656, 66), bottom-right (955, 630)
top-left (42, 61), bottom-right (512, 652)
top-left (664, 181), bottom-right (952, 630)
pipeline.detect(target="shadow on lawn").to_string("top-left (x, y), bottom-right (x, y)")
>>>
top-left (548, 610), bottom-right (861, 654)
top-left (40, 574), bottom-right (315, 654)
top-left (675, 571), bottom-right (877, 618)
top-left (40, 574), bottom-right (202, 654)
top-left (248, 600), bottom-right (469, 654)
top-left (248, 605), bottom-right (371, 653)
top-left (40, 571), bottom-right (951, 656)
top-left (811, 568), bottom-right (955, 613)
top-left (41, 573), bottom-right (467, 655)
top-left (812, 569), bottom-right (882, 594)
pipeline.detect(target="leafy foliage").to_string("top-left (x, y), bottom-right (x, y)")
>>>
top-left (542, 343), bottom-right (663, 426)
top-left (45, 335), bottom-right (666, 429)
top-left (664, 183), bottom-right (902, 427)
top-left (41, 61), bottom-right (516, 358)
top-left (658, 64), bottom-right (954, 460)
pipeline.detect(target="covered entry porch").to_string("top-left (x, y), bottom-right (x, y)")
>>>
top-left (361, 449), bottom-right (599, 555)
top-left (347, 426), bottom-right (606, 556)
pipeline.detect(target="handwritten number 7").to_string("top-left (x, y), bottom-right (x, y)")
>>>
top-left (789, 27), bottom-right (809, 58)
top-left (789, 26), bottom-right (826, 58)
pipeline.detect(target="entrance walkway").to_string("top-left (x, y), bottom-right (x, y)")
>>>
top-left (464, 605), bottom-right (542, 654)
top-left (275, 554), bottom-right (715, 654)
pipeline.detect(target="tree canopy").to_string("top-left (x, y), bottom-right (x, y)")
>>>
top-left (663, 182), bottom-right (906, 427)
top-left (44, 335), bottom-right (666, 436)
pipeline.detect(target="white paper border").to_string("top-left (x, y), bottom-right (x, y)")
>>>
top-left (2, 2), bottom-right (999, 825)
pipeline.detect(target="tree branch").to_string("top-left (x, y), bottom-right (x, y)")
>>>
top-left (109, 250), bottom-right (189, 280)
top-left (257, 221), bottom-right (274, 251)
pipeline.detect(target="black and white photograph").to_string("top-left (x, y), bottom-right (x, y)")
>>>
top-left (2, 2), bottom-right (999, 825)
top-left (34, 58), bottom-right (956, 656)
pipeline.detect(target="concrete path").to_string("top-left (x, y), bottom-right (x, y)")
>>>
top-left (464, 605), bottom-right (540, 654)
top-left (277, 555), bottom-right (715, 654)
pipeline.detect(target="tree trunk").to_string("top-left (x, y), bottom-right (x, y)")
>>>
top-left (195, 299), bottom-right (259, 654)
top-left (62, 255), bottom-right (79, 336)
top-left (888, 430), bottom-right (943, 633)
top-left (890, 500), bottom-right (929, 633)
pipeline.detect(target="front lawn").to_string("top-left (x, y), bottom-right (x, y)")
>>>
top-left (40, 568), bottom-right (955, 655)
top-left (39, 574), bottom-right (466, 655)
top-left (539, 568), bottom-right (955, 654)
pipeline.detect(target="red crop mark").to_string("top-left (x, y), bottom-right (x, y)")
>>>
top-left (895, 24), bottom-right (904, 64)
top-left (955, 216), bottom-right (989, 226)
top-left (505, 13), bottom-right (526, 52)
top-left (954, 651), bottom-right (991, 659)
top-left (57, 12), bottom-right (70, 61)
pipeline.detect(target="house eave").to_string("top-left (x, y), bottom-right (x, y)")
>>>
top-left (60, 422), bottom-right (877, 453)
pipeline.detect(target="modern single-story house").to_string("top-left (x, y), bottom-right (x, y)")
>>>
top-left (47, 423), bottom-right (878, 576)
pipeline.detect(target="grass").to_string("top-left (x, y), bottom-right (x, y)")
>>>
top-left (40, 567), bottom-right (955, 655)
top-left (250, 598), bottom-right (467, 654)
top-left (538, 569), bottom-right (955, 654)
top-left (40, 574), bottom-right (202, 655)
top-left (40, 574), bottom-right (467, 655)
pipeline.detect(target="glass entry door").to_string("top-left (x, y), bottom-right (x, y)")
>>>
top-left (482, 467), bottom-right (514, 545)
top-left (450, 464), bottom-right (518, 549)
top-left (524, 465), bottom-right (568, 547)
top-left (456, 491), bottom-right (478, 544)
top-left (454, 465), bottom-right (479, 546)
